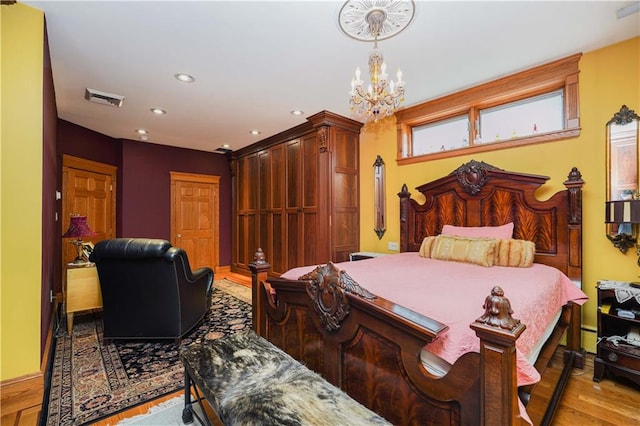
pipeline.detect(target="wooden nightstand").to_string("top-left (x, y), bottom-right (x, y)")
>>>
top-left (593, 280), bottom-right (640, 386)
top-left (65, 263), bottom-right (102, 334)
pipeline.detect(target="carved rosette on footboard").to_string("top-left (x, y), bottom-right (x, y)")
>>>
top-left (301, 262), bottom-right (376, 332)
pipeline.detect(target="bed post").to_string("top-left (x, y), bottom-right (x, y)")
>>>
top-left (564, 167), bottom-right (585, 368)
top-left (398, 184), bottom-right (411, 252)
top-left (470, 286), bottom-right (526, 425)
top-left (248, 248), bottom-right (270, 336)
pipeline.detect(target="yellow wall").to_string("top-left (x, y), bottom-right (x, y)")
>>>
top-left (359, 36), bottom-right (640, 353)
top-left (0, 3), bottom-right (44, 381)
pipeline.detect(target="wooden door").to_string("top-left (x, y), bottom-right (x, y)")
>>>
top-left (62, 155), bottom-right (116, 267)
top-left (170, 172), bottom-right (220, 271)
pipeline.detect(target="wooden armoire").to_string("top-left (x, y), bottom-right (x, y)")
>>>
top-left (231, 110), bottom-right (363, 276)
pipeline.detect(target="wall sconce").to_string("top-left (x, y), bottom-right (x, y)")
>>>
top-left (373, 155), bottom-right (386, 239)
top-left (605, 199), bottom-right (640, 265)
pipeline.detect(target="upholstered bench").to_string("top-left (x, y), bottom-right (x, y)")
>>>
top-left (180, 331), bottom-right (391, 425)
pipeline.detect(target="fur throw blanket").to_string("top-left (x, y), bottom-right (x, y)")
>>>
top-left (180, 331), bottom-right (390, 425)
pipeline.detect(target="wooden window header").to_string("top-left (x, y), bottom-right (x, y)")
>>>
top-left (395, 53), bottom-right (581, 164)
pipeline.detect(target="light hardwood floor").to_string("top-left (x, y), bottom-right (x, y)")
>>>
top-left (3, 272), bottom-right (639, 426)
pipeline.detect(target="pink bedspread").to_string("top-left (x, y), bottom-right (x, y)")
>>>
top-left (281, 252), bottom-right (588, 387)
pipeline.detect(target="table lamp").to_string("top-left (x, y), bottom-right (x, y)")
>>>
top-left (62, 215), bottom-right (96, 264)
top-left (605, 199), bottom-right (640, 265)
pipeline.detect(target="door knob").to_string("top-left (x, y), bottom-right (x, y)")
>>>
top-left (177, 234), bottom-right (182, 238)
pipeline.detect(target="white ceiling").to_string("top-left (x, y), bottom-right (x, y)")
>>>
top-left (22, 1), bottom-right (640, 154)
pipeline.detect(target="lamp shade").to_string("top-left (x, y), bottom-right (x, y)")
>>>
top-left (605, 200), bottom-right (640, 224)
top-left (62, 216), bottom-right (96, 238)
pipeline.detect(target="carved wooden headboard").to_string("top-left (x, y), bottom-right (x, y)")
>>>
top-left (398, 160), bottom-right (584, 281)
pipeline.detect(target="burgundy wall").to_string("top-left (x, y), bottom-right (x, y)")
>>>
top-left (57, 121), bottom-right (233, 268)
top-left (57, 120), bottom-right (121, 166)
top-left (41, 22), bottom-right (59, 357)
top-left (120, 140), bottom-right (232, 266)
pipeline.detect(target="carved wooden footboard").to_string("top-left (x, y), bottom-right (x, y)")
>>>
top-left (250, 260), bottom-right (529, 424)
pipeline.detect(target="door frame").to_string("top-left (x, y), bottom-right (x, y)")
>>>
top-left (62, 154), bottom-right (117, 237)
top-left (170, 171), bottom-right (220, 271)
top-left (61, 154), bottom-right (117, 282)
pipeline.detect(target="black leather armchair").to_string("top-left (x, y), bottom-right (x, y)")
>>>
top-left (89, 238), bottom-right (213, 344)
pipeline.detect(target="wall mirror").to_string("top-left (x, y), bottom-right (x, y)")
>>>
top-left (605, 105), bottom-right (640, 253)
top-left (373, 155), bottom-right (386, 239)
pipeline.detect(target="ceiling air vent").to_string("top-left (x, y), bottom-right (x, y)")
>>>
top-left (214, 147), bottom-right (233, 155)
top-left (84, 88), bottom-right (124, 107)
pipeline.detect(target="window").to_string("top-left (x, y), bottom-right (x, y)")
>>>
top-left (478, 90), bottom-right (564, 144)
top-left (396, 54), bottom-right (581, 164)
top-left (413, 115), bottom-right (469, 155)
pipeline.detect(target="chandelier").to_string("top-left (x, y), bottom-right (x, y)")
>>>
top-left (339, 0), bottom-right (415, 123)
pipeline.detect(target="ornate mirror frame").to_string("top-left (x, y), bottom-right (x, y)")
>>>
top-left (605, 105), bottom-right (640, 253)
top-left (373, 155), bottom-right (386, 239)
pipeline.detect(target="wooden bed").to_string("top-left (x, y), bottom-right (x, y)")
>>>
top-left (249, 160), bottom-right (585, 425)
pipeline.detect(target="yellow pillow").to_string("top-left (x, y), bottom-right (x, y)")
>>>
top-left (430, 235), bottom-right (496, 267)
top-left (494, 239), bottom-right (535, 267)
top-left (419, 236), bottom-right (438, 257)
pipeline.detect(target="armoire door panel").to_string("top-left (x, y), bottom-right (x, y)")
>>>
top-left (287, 212), bottom-right (300, 268)
top-left (301, 134), bottom-right (319, 209)
top-left (258, 213), bottom-right (270, 262)
top-left (333, 131), bottom-right (359, 169)
top-left (303, 212), bottom-right (319, 264)
top-left (286, 140), bottom-right (301, 209)
top-left (272, 213), bottom-right (285, 274)
top-left (246, 154), bottom-right (259, 211)
top-left (271, 145), bottom-right (285, 210)
top-left (246, 214), bottom-right (257, 266)
top-left (333, 173), bottom-right (359, 208)
top-left (237, 215), bottom-right (248, 266)
top-left (237, 159), bottom-right (247, 211)
top-left (333, 211), bottom-right (359, 245)
top-left (258, 151), bottom-right (271, 211)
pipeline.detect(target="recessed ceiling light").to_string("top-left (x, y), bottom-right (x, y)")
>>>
top-left (250, 130), bottom-right (261, 135)
top-left (136, 129), bottom-right (148, 135)
top-left (290, 110), bottom-right (304, 116)
top-left (150, 108), bottom-right (166, 115)
top-left (175, 73), bottom-right (195, 83)
top-left (222, 144), bottom-right (231, 149)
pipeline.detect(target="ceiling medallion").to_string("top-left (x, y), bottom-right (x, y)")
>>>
top-left (338, 0), bottom-right (415, 42)
top-left (340, 0), bottom-right (415, 123)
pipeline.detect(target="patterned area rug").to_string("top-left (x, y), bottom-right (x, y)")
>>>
top-left (44, 279), bottom-right (252, 425)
